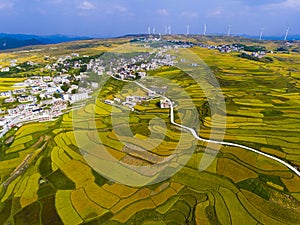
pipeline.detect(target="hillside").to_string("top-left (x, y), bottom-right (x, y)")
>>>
top-left (0, 33), bottom-right (92, 51)
top-left (0, 37), bottom-right (43, 50)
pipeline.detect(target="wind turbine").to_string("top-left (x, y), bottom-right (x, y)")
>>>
top-left (168, 25), bottom-right (172, 35)
top-left (153, 27), bottom-right (156, 35)
top-left (259, 28), bottom-right (264, 40)
top-left (203, 24), bottom-right (207, 35)
top-left (186, 25), bottom-right (190, 35)
top-left (284, 27), bottom-right (290, 41)
top-left (227, 25), bottom-right (232, 37)
top-left (148, 27), bottom-right (151, 35)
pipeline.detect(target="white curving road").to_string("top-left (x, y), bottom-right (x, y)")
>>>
top-left (134, 81), bottom-right (300, 177)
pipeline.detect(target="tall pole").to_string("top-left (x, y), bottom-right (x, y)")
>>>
top-left (186, 25), bottom-right (190, 35)
top-left (203, 24), bottom-right (207, 35)
top-left (284, 27), bottom-right (290, 41)
top-left (228, 25), bottom-right (232, 37)
top-left (259, 28), bottom-right (264, 40)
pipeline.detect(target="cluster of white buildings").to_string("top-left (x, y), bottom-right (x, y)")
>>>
top-left (112, 54), bottom-right (174, 81)
top-left (250, 51), bottom-right (267, 58)
top-left (87, 46), bottom-right (175, 82)
top-left (0, 60), bottom-right (37, 74)
top-left (197, 43), bottom-right (269, 58)
top-left (0, 52), bottom-right (92, 138)
top-left (0, 74), bottom-right (83, 105)
top-left (0, 99), bottom-right (68, 138)
top-left (98, 45), bottom-right (178, 111)
top-left (105, 95), bottom-right (149, 110)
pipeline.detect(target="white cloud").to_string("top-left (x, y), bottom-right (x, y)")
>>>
top-left (0, 2), bottom-right (13, 10)
top-left (180, 11), bottom-right (198, 18)
top-left (157, 9), bottom-right (169, 16)
top-left (280, 0), bottom-right (300, 8)
top-left (210, 8), bottom-right (222, 16)
top-left (115, 5), bottom-right (128, 13)
top-left (104, 4), bottom-right (133, 16)
top-left (47, 0), bottom-right (63, 3)
top-left (78, 1), bottom-right (95, 10)
top-left (263, 0), bottom-right (300, 10)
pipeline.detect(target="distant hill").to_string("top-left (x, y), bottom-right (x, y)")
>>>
top-left (120, 33), bottom-right (300, 41)
top-left (240, 34), bottom-right (300, 41)
top-left (0, 37), bottom-right (43, 50)
top-left (0, 33), bottom-right (92, 50)
top-left (1, 32), bottom-right (299, 51)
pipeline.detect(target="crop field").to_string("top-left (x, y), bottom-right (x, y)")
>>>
top-left (0, 78), bottom-right (26, 91)
top-left (0, 37), bottom-right (300, 224)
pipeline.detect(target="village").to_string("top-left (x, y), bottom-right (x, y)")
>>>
top-left (0, 42), bottom-right (178, 138)
top-left (0, 53), bottom-right (92, 138)
top-left (89, 42), bottom-right (177, 111)
top-left (0, 38), bottom-right (270, 138)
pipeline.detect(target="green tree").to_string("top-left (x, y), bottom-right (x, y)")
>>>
top-left (61, 84), bottom-right (70, 92)
top-left (53, 93), bottom-right (61, 98)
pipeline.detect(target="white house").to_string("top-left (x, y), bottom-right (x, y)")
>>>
top-left (70, 93), bottom-right (89, 103)
top-left (13, 89), bottom-right (26, 95)
top-left (138, 72), bottom-right (147, 78)
top-left (63, 94), bottom-right (70, 101)
top-left (160, 99), bottom-right (171, 109)
top-left (43, 76), bottom-right (53, 82)
top-left (105, 100), bottom-right (114, 105)
top-left (18, 95), bottom-right (34, 103)
top-left (1, 67), bottom-right (10, 72)
top-left (0, 91), bottom-right (12, 97)
top-left (114, 98), bottom-right (121, 104)
top-left (4, 97), bottom-right (16, 103)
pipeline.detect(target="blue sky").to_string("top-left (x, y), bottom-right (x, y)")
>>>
top-left (0, 0), bottom-right (299, 37)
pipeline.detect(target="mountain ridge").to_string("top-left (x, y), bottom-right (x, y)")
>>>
top-left (0, 33), bottom-right (93, 50)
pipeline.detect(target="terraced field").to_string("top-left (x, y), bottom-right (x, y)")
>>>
top-left (0, 38), bottom-right (300, 224)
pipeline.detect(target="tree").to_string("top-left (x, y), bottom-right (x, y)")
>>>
top-left (61, 84), bottom-right (70, 92)
top-left (53, 93), bottom-right (61, 98)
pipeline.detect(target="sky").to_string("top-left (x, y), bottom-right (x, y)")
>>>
top-left (0, 0), bottom-right (299, 37)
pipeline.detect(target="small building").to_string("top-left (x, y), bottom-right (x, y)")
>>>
top-left (18, 95), bottom-right (34, 103)
top-left (71, 53), bottom-right (79, 57)
top-left (1, 67), bottom-right (10, 72)
top-left (138, 72), bottom-right (147, 78)
top-left (125, 74), bottom-right (136, 80)
top-left (4, 97), bottom-right (16, 103)
top-left (91, 82), bottom-right (99, 89)
top-left (13, 89), bottom-right (26, 95)
top-left (70, 93), bottom-right (89, 103)
top-left (148, 91), bottom-right (156, 98)
top-left (105, 100), bottom-right (114, 105)
top-left (126, 96), bottom-right (135, 102)
top-left (122, 101), bottom-right (136, 109)
top-left (114, 98), bottom-right (121, 104)
top-left (62, 94), bottom-right (70, 101)
top-left (0, 91), bottom-right (12, 97)
top-left (160, 99), bottom-right (171, 109)
top-left (43, 76), bottom-right (53, 82)
top-left (116, 74), bottom-right (125, 80)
